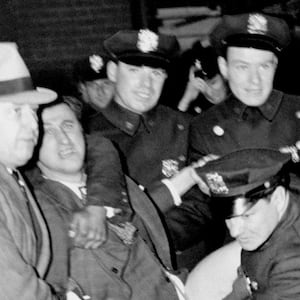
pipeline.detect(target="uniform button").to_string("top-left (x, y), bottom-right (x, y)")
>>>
top-left (177, 124), bottom-right (184, 130)
top-left (213, 125), bottom-right (224, 136)
top-left (148, 120), bottom-right (154, 126)
top-left (296, 111), bottom-right (300, 119)
top-left (125, 121), bottom-right (134, 130)
top-left (178, 155), bottom-right (186, 162)
top-left (194, 106), bottom-right (202, 114)
top-left (111, 267), bottom-right (119, 274)
top-left (121, 191), bottom-right (127, 196)
top-left (122, 198), bottom-right (128, 203)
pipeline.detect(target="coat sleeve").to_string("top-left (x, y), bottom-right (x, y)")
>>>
top-left (0, 196), bottom-right (62, 300)
top-left (145, 181), bottom-right (176, 212)
top-left (85, 133), bottom-right (132, 222)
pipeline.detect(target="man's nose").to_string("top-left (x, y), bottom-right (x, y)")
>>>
top-left (140, 70), bottom-right (152, 88)
top-left (22, 105), bottom-right (38, 131)
top-left (249, 66), bottom-right (261, 85)
top-left (226, 217), bottom-right (244, 239)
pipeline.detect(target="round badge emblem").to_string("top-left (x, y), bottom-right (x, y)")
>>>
top-left (213, 125), bottom-right (224, 136)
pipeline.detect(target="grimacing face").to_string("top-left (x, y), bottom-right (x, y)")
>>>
top-left (218, 47), bottom-right (278, 107)
top-left (38, 103), bottom-right (85, 182)
top-left (108, 61), bottom-right (167, 114)
top-left (225, 190), bottom-right (284, 251)
top-left (0, 102), bottom-right (38, 169)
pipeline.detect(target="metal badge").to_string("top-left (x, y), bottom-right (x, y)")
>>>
top-left (137, 29), bottom-right (159, 53)
top-left (247, 14), bottom-right (268, 35)
top-left (213, 125), bottom-right (224, 136)
top-left (89, 54), bottom-right (103, 73)
top-left (206, 172), bottom-right (229, 194)
top-left (162, 159), bottom-right (179, 178)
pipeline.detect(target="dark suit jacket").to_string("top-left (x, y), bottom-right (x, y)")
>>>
top-left (0, 164), bottom-right (59, 300)
top-left (32, 169), bottom-right (180, 300)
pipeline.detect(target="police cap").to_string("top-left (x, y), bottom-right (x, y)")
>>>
top-left (195, 148), bottom-right (293, 218)
top-left (210, 13), bottom-right (291, 56)
top-left (104, 29), bottom-right (180, 69)
top-left (73, 54), bottom-right (108, 82)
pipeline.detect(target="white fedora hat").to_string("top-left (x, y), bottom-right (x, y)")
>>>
top-left (0, 42), bottom-right (57, 104)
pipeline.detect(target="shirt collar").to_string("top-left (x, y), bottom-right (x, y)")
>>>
top-left (101, 100), bottom-right (156, 135)
top-left (231, 90), bottom-right (283, 121)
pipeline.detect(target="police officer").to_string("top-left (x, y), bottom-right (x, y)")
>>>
top-left (84, 29), bottom-right (217, 269)
top-left (164, 13), bottom-right (300, 257)
top-left (189, 13), bottom-right (300, 160)
top-left (73, 54), bottom-right (115, 130)
top-left (194, 148), bottom-right (300, 299)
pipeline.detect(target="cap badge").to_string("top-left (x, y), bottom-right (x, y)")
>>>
top-left (247, 14), bottom-right (268, 35)
top-left (206, 172), bottom-right (229, 194)
top-left (89, 54), bottom-right (103, 73)
top-left (162, 159), bottom-right (179, 178)
top-left (137, 29), bottom-right (159, 53)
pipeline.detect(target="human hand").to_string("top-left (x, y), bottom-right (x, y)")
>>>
top-left (177, 66), bottom-right (209, 112)
top-left (69, 205), bottom-right (107, 249)
top-left (191, 154), bottom-right (219, 195)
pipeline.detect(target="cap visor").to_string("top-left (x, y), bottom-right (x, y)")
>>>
top-left (119, 53), bottom-right (169, 69)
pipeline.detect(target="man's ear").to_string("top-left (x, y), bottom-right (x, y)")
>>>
top-left (218, 56), bottom-right (228, 80)
top-left (271, 186), bottom-right (288, 218)
top-left (106, 61), bottom-right (118, 82)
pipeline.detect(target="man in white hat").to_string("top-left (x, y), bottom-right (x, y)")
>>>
top-left (0, 42), bottom-right (76, 299)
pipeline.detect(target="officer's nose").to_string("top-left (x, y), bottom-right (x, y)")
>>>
top-left (140, 69), bottom-right (152, 89)
top-left (249, 66), bottom-right (260, 85)
top-left (226, 217), bottom-right (244, 239)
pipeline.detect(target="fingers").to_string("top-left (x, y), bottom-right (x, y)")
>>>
top-left (191, 154), bottom-right (219, 168)
top-left (69, 207), bottom-right (107, 249)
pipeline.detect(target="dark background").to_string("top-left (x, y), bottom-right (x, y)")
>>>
top-left (1, 0), bottom-right (299, 95)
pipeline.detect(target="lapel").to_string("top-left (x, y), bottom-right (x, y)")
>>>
top-left (18, 171), bottom-right (51, 276)
top-left (125, 176), bottom-right (173, 269)
top-left (0, 165), bottom-right (50, 276)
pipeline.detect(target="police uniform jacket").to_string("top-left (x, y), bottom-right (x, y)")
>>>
top-left (88, 100), bottom-right (192, 213)
top-left (32, 168), bottom-right (180, 300)
top-left (225, 193), bottom-right (300, 299)
top-left (0, 164), bottom-right (61, 300)
top-left (190, 89), bottom-right (300, 160)
top-left (165, 89), bottom-right (300, 253)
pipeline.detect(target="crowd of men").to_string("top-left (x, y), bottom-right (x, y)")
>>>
top-left (1, 10), bottom-right (300, 300)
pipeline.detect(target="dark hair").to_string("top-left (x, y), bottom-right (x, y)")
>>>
top-left (39, 95), bottom-right (83, 122)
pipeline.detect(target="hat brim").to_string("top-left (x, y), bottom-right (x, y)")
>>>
top-left (119, 53), bottom-right (170, 69)
top-left (0, 87), bottom-right (57, 104)
top-left (225, 34), bottom-right (282, 55)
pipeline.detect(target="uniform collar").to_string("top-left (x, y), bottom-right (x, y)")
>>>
top-left (231, 90), bottom-right (283, 121)
top-left (246, 193), bottom-right (298, 253)
top-left (101, 100), bottom-right (156, 136)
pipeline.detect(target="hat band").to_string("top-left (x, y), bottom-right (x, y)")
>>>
top-left (0, 77), bottom-right (35, 96)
